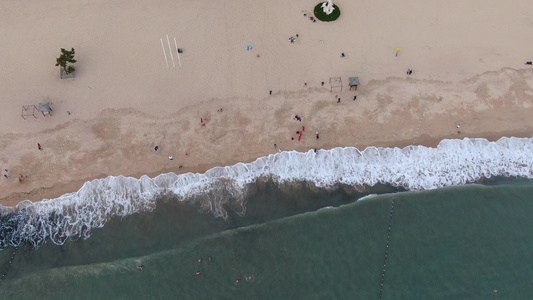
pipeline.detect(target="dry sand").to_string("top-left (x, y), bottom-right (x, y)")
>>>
top-left (1, 0), bottom-right (533, 207)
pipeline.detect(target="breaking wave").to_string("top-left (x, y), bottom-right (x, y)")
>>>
top-left (1, 137), bottom-right (532, 249)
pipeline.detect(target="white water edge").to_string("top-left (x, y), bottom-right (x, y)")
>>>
top-left (1, 137), bottom-right (532, 248)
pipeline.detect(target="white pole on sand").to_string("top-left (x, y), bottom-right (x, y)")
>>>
top-left (174, 37), bottom-right (181, 68)
top-left (166, 35), bottom-right (175, 68)
top-left (160, 38), bottom-right (169, 68)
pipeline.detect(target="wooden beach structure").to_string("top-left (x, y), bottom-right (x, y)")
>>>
top-left (329, 77), bottom-right (342, 92)
top-left (21, 102), bottom-right (54, 119)
top-left (21, 105), bottom-right (38, 119)
top-left (349, 76), bottom-right (360, 91)
top-left (60, 68), bottom-right (75, 79)
top-left (38, 102), bottom-right (53, 116)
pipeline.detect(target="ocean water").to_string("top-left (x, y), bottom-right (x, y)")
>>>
top-left (1, 138), bottom-right (533, 299)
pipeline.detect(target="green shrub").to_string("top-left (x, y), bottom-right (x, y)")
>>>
top-left (314, 2), bottom-right (341, 22)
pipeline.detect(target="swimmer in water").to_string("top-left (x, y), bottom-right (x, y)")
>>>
top-left (137, 265), bottom-right (143, 271)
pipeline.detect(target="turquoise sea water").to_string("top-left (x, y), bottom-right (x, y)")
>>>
top-left (1, 179), bottom-right (533, 299)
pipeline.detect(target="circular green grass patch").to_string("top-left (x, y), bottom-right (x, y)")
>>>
top-left (314, 3), bottom-right (341, 22)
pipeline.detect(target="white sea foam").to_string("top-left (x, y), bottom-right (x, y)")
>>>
top-left (1, 137), bottom-right (532, 248)
top-left (358, 194), bottom-right (378, 201)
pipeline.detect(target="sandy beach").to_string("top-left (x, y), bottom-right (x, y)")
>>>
top-left (1, 0), bottom-right (533, 207)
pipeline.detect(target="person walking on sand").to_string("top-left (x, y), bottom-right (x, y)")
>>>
top-left (316, 131), bottom-right (320, 140)
top-left (37, 143), bottom-right (42, 151)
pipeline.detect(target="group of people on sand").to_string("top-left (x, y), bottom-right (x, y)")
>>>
top-left (291, 116), bottom-right (305, 142)
top-left (3, 169), bottom-right (27, 183)
top-left (289, 34), bottom-right (299, 44)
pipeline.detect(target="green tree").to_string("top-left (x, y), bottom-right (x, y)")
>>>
top-left (55, 48), bottom-right (77, 74)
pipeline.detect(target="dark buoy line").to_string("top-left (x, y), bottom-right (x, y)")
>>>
top-left (378, 197), bottom-right (395, 300)
top-left (0, 247), bottom-right (18, 286)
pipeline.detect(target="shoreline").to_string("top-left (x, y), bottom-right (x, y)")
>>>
top-left (2, 128), bottom-right (531, 208)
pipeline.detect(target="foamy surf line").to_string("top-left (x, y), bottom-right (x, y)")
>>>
top-left (1, 137), bottom-right (532, 249)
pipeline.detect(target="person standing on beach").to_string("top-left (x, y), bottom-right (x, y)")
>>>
top-left (37, 143), bottom-right (42, 151)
